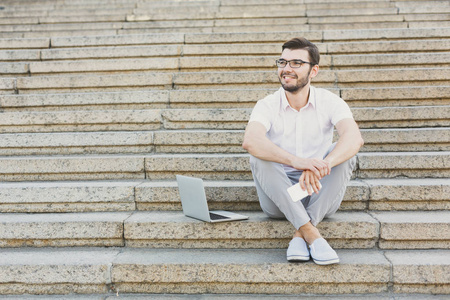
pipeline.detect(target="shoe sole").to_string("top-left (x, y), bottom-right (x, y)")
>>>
top-left (287, 255), bottom-right (310, 262)
top-left (312, 258), bottom-right (340, 265)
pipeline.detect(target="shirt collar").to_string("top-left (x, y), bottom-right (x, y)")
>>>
top-left (280, 86), bottom-right (316, 111)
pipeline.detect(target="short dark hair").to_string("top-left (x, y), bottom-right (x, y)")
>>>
top-left (282, 38), bottom-right (320, 66)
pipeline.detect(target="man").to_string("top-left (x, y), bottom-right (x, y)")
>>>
top-left (242, 38), bottom-right (364, 265)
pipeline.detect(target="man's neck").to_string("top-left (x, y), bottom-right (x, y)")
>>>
top-left (285, 85), bottom-right (311, 111)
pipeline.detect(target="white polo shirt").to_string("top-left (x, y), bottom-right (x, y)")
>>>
top-left (248, 86), bottom-right (354, 172)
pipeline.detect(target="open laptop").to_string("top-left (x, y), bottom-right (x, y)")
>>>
top-left (176, 175), bottom-right (249, 223)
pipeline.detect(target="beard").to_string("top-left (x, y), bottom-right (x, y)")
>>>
top-left (279, 69), bottom-right (311, 93)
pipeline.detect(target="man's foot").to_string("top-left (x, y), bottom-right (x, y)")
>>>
top-left (287, 237), bottom-right (310, 262)
top-left (309, 237), bottom-right (339, 265)
top-left (296, 222), bottom-right (321, 246)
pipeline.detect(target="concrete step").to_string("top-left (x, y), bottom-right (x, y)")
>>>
top-left (0, 2), bottom-right (447, 19)
top-left (0, 127), bottom-right (447, 156)
top-left (0, 295), bottom-right (443, 300)
top-left (341, 86), bottom-right (450, 107)
top-left (0, 102), bottom-right (450, 129)
top-left (124, 210), bottom-right (450, 250)
top-left (1, 104), bottom-right (447, 132)
top-left (0, 151), bottom-right (446, 182)
top-left (0, 180), bottom-right (139, 213)
top-left (152, 128), bottom-right (450, 153)
top-left (127, 7), bottom-right (402, 21)
top-left (0, 131), bottom-right (154, 155)
top-left (135, 178), bottom-right (449, 212)
top-left (0, 212), bottom-right (132, 247)
top-left (359, 128), bottom-right (450, 152)
top-left (3, 8), bottom-right (131, 18)
top-left (144, 152), bottom-right (450, 180)
top-left (15, 72), bottom-right (173, 94)
top-left (0, 155), bottom-right (145, 181)
top-left (181, 39), bottom-right (450, 56)
top-left (1, 86), bottom-right (448, 111)
top-left (307, 15), bottom-right (403, 25)
top-left (405, 11), bottom-right (450, 23)
top-left (371, 211), bottom-right (450, 249)
top-left (365, 178), bottom-right (450, 211)
top-left (48, 33), bottom-right (185, 48)
top-left (38, 45), bottom-right (182, 60)
top-left (5, 26), bottom-right (447, 47)
top-left (7, 26), bottom-right (447, 47)
top-left (129, 10), bottom-right (304, 21)
top-left (0, 211), bottom-right (375, 249)
top-left (169, 68), bottom-right (450, 89)
top-left (12, 17), bottom-right (448, 38)
top-left (3, 52), bottom-right (448, 75)
top-left (140, 179), bottom-right (365, 212)
top-left (0, 105), bottom-right (447, 133)
top-left (0, 90), bottom-right (171, 111)
top-left (26, 58), bottom-right (179, 75)
top-left (124, 211), bottom-right (378, 249)
top-left (0, 109), bottom-right (162, 133)
top-left (177, 52), bottom-right (447, 71)
top-left (357, 151), bottom-right (450, 179)
top-left (4, 38), bottom-right (448, 57)
top-left (397, 1), bottom-right (450, 14)
top-left (0, 30), bottom-right (120, 40)
top-left (184, 28), bottom-right (450, 44)
top-left (0, 37), bottom-right (50, 49)
top-left (0, 247), bottom-right (448, 295)
top-left (408, 20), bottom-right (450, 29)
top-left (161, 106), bottom-right (450, 130)
top-left (12, 27), bottom-right (442, 49)
top-left (0, 22), bottom-right (128, 34)
top-left (301, 22), bottom-right (410, 32)
top-left (353, 106), bottom-right (450, 129)
top-left (1, 178), bottom-right (447, 213)
top-left (119, 20), bottom-right (421, 33)
top-left (1, 210), bottom-right (448, 249)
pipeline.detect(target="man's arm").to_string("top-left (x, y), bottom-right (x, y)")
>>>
top-left (298, 118), bottom-right (364, 195)
top-left (324, 118), bottom-right (364, 168)
top-left (242, 121), bottom-right (330, 178)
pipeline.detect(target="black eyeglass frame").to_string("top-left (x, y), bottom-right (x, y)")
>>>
top-left (275, 58), bottom-right (315, 68)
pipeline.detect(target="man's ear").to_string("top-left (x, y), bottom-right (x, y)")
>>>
top-left (310, 64), bottom-right (319, 79)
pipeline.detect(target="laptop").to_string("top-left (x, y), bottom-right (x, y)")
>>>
top-left (176, 175), bottom-right (249, 223)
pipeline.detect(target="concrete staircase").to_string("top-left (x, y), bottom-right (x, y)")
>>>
top-left (0, 0), bottom-right (449, 298)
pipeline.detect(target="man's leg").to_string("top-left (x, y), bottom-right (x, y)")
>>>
top-left (250, 151), bottom-right (356, 265)
top-left (250, 155), bottom-right (313, 262)
top-left (306, 154), bottom-right (356, 226)
top-left (249, 155), bottom-right (311, 229)
top-left (290, 144), bottom-right (356, 264)
top-left (290, 154), bottom-right (356, 264)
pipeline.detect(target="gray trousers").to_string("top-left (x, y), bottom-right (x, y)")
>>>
top-left (250, 144), bottom-right (356, 229)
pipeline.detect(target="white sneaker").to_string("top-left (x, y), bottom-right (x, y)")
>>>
top-left (286, 237), bottom-right (310, 262)
top-left (309, 238), bottom-right (339, 265)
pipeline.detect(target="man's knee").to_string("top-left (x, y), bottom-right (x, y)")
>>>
top-left (261, 206), bottom-right (286, 219)
top-left (250, 155), bottom-right (271, 170)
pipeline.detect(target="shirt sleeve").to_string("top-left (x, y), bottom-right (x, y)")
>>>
top-left (248, 99), bottom-right (273, 132)
top-left (330, 96), bottom-right (354, 126)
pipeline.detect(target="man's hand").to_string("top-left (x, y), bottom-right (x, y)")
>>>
top-left (291, 157), bottom-right (330, 179)
top-left (299, 170), bottom-right (322, 195)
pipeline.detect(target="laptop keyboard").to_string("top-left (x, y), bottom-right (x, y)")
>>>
top-left (209, 212), bottom-right (230, 220)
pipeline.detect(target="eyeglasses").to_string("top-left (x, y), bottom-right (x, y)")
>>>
top-left (276, 58), bottom-right (314, 68)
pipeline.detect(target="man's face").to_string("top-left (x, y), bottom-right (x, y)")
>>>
top-left (277, 48), bottom-right (313, 93)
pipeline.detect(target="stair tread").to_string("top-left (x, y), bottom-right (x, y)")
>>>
top-left (0, 210), bottom-right (448, 249)
top-left (0, 247), bottom-right (448, 289)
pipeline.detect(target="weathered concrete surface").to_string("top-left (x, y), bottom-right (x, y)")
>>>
top-left (124, 211), bottom-right (378, 249)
